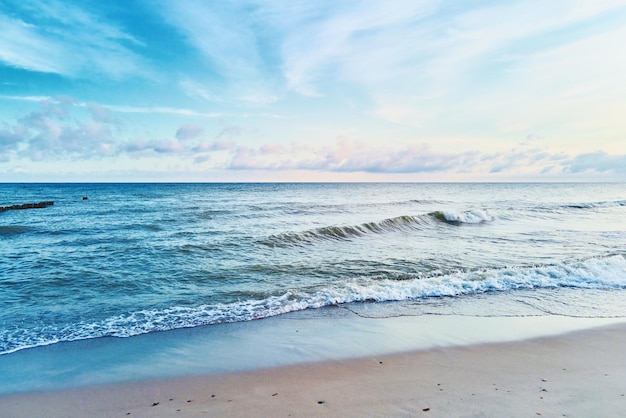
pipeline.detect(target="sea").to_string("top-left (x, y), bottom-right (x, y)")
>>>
top-left (1, 182), bottom-right (626, 391)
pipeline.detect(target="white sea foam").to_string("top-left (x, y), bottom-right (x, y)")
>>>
top-left (3, 255), bottom-right (625, 355)
top-left (431, 209), bottom-right (495, 224)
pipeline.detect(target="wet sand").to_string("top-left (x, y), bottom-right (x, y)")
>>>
top-left (2, 322), bottom-right (625, 418)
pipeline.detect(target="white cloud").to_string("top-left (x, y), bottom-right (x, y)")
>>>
top-left (491, 25), bottom-right (626, 138)
top-left (0, 95), bottom-right (222, 118)
top-left (274, 0), bottom-right (439, 96)
top-left (105, 105), bottom-right (222, 118)
top-left (0, 1), bottom-right (147, 79)
top-left (0, 98), bottom-right (119, 160)
top-left (179, 78), bottom-right (223, 102)
top-left (3, 95), bottom-right (623, 180)
top-left (564, 152), bottom-right (626, 174)
top-left (0, 15), bottom-right (66, 74)
top-left (266, 0), bottom-right (626, 136)
top-left (87, 103), bottom-right (116, 124)
top-left (225, 138), bottom-right (579, 177)
top-left (0, 124), bottom-right (26, 153)
top-left (125, 139), bottom-right (186, 154)
top-left (215, 126), bottom-right (243, 140)
top-left (237, 93), bottom-right (278, 104)
top-left (155, 0), bottom-right (278, 99)
top-left (175, 123), bottom-right (205, 140)
top-left (192, 141), bottom-right (236, 153)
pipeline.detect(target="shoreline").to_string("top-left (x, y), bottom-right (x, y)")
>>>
top-left (1, 308), bottom-right (625, 395)
top-left (1, 321), bottom-right (625, 417)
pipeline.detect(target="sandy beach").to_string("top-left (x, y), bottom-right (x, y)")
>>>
top-left (2, 321), bottom-right (625, 418)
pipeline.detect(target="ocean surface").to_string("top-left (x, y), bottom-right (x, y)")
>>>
top-left (1, 182), bottom-right (626, 357)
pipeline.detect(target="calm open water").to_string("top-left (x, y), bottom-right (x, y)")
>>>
top-left (1, 183), bottom-right (626, 355)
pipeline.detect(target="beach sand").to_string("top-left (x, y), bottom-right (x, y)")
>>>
top-left (1, 322), bottom-right (625, 418)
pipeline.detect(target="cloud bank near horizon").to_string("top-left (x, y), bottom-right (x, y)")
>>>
top-left (1, 97), bottom-right (623, 180)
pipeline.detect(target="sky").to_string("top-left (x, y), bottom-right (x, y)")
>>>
top-left (1, 0), bottom-right (625, 182)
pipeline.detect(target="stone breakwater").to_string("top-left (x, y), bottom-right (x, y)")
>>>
top-left (0, 201), bottom-right (54, 212)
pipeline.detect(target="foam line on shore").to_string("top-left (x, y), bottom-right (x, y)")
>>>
top-left (0, 310), bottom-right (624, 395)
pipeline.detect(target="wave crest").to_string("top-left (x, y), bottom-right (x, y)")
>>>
top-left (263, 215), bottom-right (430, 246)
top-left (430, 209), bottom-right (495, 224)
top-left (263, 208), bottom-right (495, 247)
top-left (2, 254), bottom-right (625, 355)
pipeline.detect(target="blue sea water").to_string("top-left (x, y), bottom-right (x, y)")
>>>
top-left (1, 182), bottom-right (626, 358)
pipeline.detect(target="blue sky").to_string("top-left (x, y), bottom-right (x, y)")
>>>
top-left (1, 0), bottom-right (625, 182)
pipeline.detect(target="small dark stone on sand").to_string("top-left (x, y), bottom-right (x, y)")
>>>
top-left (423, 407), bottom-right (430, 412)
top-left (317, 401), bottom-right (325, 404)
top-left (187, 399), bottom-right (193, 403)
top-left (211, 394), bottom-right (215, 398)
top-left (151, 402), bottom-right (159, 407)
top-left (272, 393), bottom-right (278, 396)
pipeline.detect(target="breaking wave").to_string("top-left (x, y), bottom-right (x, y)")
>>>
top-left (263, 209), bottom-right (495, 246)
top-left (263, 214), bottom-right (434, 246)
top-left (563, 200), bottom-right (626, 209)
top-left (2, 254), bottom-right (625, 355)
top-left (429, 209), bottom-right (495, 224)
